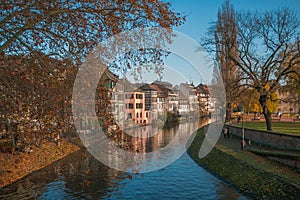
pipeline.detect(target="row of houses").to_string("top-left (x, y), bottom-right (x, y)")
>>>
top-left (102, 70), bottom-right (215, 128)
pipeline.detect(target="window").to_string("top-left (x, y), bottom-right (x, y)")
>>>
top-left (111, 94), bottom-right (115, 100)
top-left (125, 93), bottom-right (134, 99)
top-left (136, 103), bottom-right (143, 109)
top-left (136, 94), bottom-right (143, 99)
top-left (117, 94), bottom-right (123, 100)
top-left (136, 112), bottom-right (139, 118)
top-left (140, 112), bottom-right (142, 118)
top-left (146, 112), bottom-right (148, 118)
top-left (127, 113), bottom-right (132, 119)
top-left (158, 97), bottom-right (165, 102)
top-left (126, 103), bottom-right (134, 109)
top-left (110, 81), bottom-right (116, 89)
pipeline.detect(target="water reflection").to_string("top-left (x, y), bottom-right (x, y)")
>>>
top-left (123, 117), bottom-right (204, 153)
top-left (83, 117), bottom-right (211, 173)
top-left (0, 119), bottom-right (248, 200)
top-left (0, 150), bottom-right (126, 200)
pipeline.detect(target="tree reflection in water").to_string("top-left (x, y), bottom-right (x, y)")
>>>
top-left (0, 119), bottom-right (248, 200)
top-left (0, 150), bottom-right (125, 199)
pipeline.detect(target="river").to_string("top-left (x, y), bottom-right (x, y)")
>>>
top-left (0, 119), bottom-right (249, 200)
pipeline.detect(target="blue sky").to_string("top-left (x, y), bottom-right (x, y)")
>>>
top-left (156, 0), bottom-right (300, 86)
top-left (170, 0), bottom-right (300, 40)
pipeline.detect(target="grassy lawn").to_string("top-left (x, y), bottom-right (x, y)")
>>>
top-left (235, 122), bottom-right (300, 135)
top-left (188, 127), bottom-right (300, 199)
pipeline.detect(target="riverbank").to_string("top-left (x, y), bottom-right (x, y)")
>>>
top-left (187, 126), bottom-right (300, 199)
top-left (0, 139), bottom-right (81, 188)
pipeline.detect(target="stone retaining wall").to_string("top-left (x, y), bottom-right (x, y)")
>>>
top-left (227, 125), bottom-right (300, 150)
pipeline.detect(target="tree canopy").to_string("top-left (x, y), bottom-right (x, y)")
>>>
top-left (0, 0), bottom-right (185, 148)
top-left (205, 1), bottom-right (300, 130)
top-left (1, 0), bottom-right (184, 63)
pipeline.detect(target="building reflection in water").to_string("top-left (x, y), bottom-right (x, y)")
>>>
top-left (121, 118), bottom-right (206, 154)
top-left (0, 118), bottom-right (248, 200)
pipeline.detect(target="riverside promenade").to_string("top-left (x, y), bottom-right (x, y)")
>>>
top-left (188, 125), bottom-right (300, 199)
top-left (216, 130), bottom-right (300, 186)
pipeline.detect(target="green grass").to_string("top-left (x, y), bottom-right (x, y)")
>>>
top-left (187, 127), bottom-right (300, 199)
top-left (235, 122), bottom-right (300, 135)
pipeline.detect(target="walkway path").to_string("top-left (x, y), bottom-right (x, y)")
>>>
top-left (215, 133), bottom-right (300, 186)
top-left (217, 131), bottom-right (300, 156)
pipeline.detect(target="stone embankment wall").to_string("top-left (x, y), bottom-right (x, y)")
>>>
top-left (227, 125), bottom-right (300, 150)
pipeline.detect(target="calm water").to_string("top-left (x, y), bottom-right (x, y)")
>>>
top-left (0, 120), bottom-right (249, 200)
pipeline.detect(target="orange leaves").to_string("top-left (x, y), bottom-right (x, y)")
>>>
top-left (2, 0), bottom-right (185, 66)
top-left (127, 174), bottom-right (133, 180)
top-left (125, 170), bottom-right (145, 181)
top-left (0, 53), bottom-right (77, 147)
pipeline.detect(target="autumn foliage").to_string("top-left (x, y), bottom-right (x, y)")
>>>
top-left (0, 53), bottom-right (78, 148)
top-left (0, 1), bottom-right (185, 150)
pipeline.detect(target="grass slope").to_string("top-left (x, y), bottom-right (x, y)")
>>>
top-left (187, 126), bottom-right (300, 199)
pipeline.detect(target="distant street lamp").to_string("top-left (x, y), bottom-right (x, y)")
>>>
top-left (241, 107), bottom-right (245, 150)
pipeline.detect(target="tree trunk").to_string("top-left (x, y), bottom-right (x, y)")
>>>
top-left (262, 106), bottom-right (272, 131)
top-left (225, 102), bottom-right (232, 122)
top-left (259, 94), bottom-right (272, 131)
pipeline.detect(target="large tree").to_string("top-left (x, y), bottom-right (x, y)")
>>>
top-left (0, 0), bottom-right (185, 148)
top-left (206, 3), bottom-right (300, 131)
top-left (231, 8), bottom-right (300, 130)
top-left (0, 0), bottom-right (184, 63)
top-left (205, 0), bottom-right (241, 122)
